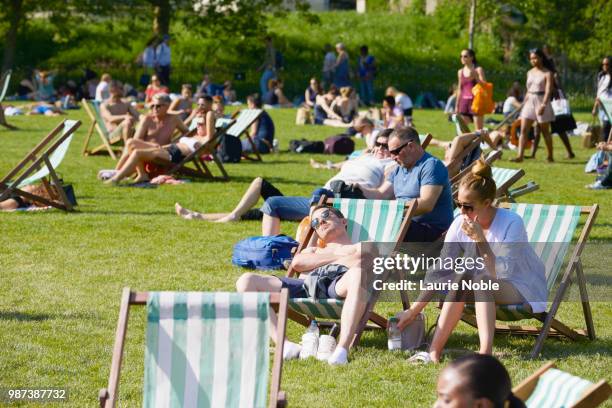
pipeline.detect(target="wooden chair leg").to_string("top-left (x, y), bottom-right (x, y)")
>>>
top-left (82, 122), bottom-right (95, 155)
top-left (575, 259), bottom-right (596, 340)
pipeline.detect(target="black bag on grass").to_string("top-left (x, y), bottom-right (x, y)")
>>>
top-left (289, 139), bottom-right (325, 153)
top-left (219, 135), bottom-right (242, 163)
top-left (324, 135), bottom-right (355, 155)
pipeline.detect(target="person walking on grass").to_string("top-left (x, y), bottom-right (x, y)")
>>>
top-left (357, 45), bottom-right (376, 106)
top-left (511, 48), bottom-right (556, 163)
top-left (456, 49), bottom-right (487, 132)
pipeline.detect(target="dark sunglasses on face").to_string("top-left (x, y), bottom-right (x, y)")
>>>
top-left (389, 142), bottom-right (410, 156)
top-left (150, 104), bottom-right (164, 109)
top-left (455, 201), bottom-right (474, 212)
top-left (310, 209), bottom-right (332, 230)
top-left (375, 141), bottom-right (388, 150)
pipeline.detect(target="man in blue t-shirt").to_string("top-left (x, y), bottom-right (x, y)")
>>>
top-left (242, 94), bottom-right (275, 154)
top-left (358, 45), bottom-right (376, 106)
top-left (356, 127), bottom-right (454, 242)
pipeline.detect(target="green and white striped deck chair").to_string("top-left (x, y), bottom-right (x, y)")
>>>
top-left (0, 69), bottom-right (11, 102)
top-left (462, 203), bottom-right (599, 358)
top-left (514, 362), bottom-right (612, 408)
top-left (286, 198), bottom-right (417, 347)
top-left (99, 288), bottom-right (289, 408)
top-left (81, 99), bottom-right (125, 160)
top-left (599, 98), bottom-right (612, 142)
top-left (225, 109), bottom-right (263, 161)
top-left (0, 119), bottom-right (80, 211)
top-left (491, 167), bottom-right (538, 202)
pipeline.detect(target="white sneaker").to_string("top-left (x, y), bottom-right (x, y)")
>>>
top-left (97, 169), bottom-right (117, 181)
top-left (316, 334), bottom-right (337, 361)
top-left (299, 332), bottom-right (319, 360)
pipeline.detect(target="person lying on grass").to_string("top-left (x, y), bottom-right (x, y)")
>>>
top-left (175, 130), bottom-right (397, 235)
top-left (0, 184), bottom-right (54, 211)
top-left (397, 158), bottom-right (547, 364)
top-left (100, 81), bottom-right (139, 142)
top-left (236, 205), bottom-right (368, 366)
top-left (106, 113), bottom-right (211, 185)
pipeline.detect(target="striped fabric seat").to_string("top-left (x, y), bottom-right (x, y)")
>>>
top-left (288, 199), bottom-right (407, 320)
top-left (464, 204), bottom-right (582, 321)
top-left (0, 69), bottom-right (11, 102)
top-left (525, 368), bottom-right (593, 408)
top-left (144, 292), bottom-right (270, 408)
top-left (17, 121), bottom-right (76, 188)
top-left (491, 167), bottom-right (520, 190)
top-left (226, 109), bottom-right (262, 137)
top-left (600, 98), bottom-right (612, 123)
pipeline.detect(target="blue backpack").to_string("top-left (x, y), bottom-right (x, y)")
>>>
top-left (232, 235), bottom-right (298, 270)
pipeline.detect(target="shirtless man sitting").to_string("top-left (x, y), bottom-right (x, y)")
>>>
top-left (236, 205), bottom-right (367, 365)
top-left (112, 93), bottom-right (189, 179)
top-left (100, 81), bottom-right (139, 142)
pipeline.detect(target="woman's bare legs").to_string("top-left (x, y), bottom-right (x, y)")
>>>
top-left (512, 117), bottom-right (534, 162)
top-left (445, 133), bottom-right (478, 177)
top-left (107, 148), bottom-right (168, 184)
top-left (215, 177), bottom-right (264, 222)
top-left (262, 214), bottom-right (281, 236)
top-left (540, 122), bottom-right (554, 162)
top-left (428, 300), bottom-right (465, 362)
top-left (558, 131), bottom-right (575, 159)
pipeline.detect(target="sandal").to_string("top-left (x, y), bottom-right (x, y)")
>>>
top-left (407, 351), bottom-right (434, 364)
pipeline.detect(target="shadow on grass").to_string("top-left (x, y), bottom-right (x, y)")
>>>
top-left (0, 310), bottom-right (100, 321)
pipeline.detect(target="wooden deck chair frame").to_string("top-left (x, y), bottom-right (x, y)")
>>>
top-left (450, 149), bottom-right (502, 193)
top-left (286, 197), bottom-right (418, 348)
top-left (81, 99), bottom-right (124, 160)
top-left (0, 120), bottom-right (81, 211)
top-left (459, 203), bottom-right (599, 358)
top-left (155, 119), bottom-right (235, 181)
top-left (513, 361), bottom-right (612, 407)
top-left (99, 287), bottom-right (289, 408)
top-left (0, 69), bottom-right (12, 102)
top-left (226, 109), bottom-right (264, 162)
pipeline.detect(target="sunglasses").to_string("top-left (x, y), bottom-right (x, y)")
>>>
top-left (454, 201), bottom-right (474, 212)
top-left (150, 104), bottom-right (165, 109)
top-left (310, 209), bottom-right (332, 230)
top-left (375, 141), bottom-right (388, 150)
top-left (389, 142), bottom-right (410, 156)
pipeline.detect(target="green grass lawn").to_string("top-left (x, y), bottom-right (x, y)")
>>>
top-left (0, 107), bottom-right (610, 407)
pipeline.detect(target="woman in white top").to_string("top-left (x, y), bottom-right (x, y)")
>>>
top-left (592, 56), bottom-right (611, 142)
top-left (502, 81), bottom-right (523, 117)
top-left (397, 157), bottom-right (547, 363)
top-left (385, 86), bottom-right (413, 122)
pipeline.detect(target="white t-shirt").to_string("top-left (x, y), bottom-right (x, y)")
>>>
top-left (364, 128), bottom-right (381, 149)
top-left (95, 81), bottom-right (110, 102)
top-left (502, 96), bottom-right (519, 114)
top-left (395, 93), bottom-right (413, 111)
top-left (323, 52), bottom-right (336, 73)
top-left (324, 155), bottom-right (396, 190)
top-left (441, 208), bottom-right (548, 313)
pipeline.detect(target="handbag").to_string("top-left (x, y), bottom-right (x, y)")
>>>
top-left (395, 312), bottom-right (426, 351)
top-left (552, 90), bottom-right (571, 116)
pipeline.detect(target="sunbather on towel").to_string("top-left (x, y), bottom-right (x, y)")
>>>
top-left (106, 112), bottom-right (210, 185)
top-left (397, 157), bottom-right (546, 363)
top-left (100, 81), bottom-right (139, 142)
top-left (0, 184), bottom-right (54, 211)
top-left (175, 130), bottom-right (397, 235)
top-left (236, 205), bottom-right (368, 365)
top-left (112, 93), bottom-right (189, 176)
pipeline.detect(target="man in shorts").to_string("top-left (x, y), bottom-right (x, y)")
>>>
top-left (236, 205), bottom-right (367, 366)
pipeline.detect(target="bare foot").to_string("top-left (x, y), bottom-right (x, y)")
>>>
top-left (509, 157), bottom-right (523, 163)
top-left (310, 158), bottom-right (323, 169)
top-left (175, 203), bottom-right (204, 220)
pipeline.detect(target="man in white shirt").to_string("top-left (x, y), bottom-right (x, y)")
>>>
top-left (95, 73), bottom-right (112, 102)
top-left (155, 34), bottom-right (172, 86)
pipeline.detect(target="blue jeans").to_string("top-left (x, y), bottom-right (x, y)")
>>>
top-left (360, 79), bottom-right (374, 105)
top-left (260, 188), bottom-right (334, 220)
top-left (260, 69), bottom-right (276, 96)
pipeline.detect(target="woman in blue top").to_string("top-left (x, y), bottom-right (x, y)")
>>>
top-left (333, 43), bottom-right (351, 88)
top-left (398, 157), bottom-right (547, 363)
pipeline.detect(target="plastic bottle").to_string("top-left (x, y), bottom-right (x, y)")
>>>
top-left (273, 139), bottom-right (280, 154)
top-left (300, 320), bottom-right (319, 359)
top-left (387, 317), bottom-right (402, 351)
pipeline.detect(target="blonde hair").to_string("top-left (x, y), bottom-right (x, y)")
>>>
top-left (101, 73), bottom-right (112, 82)
top-left (460, 156), bottom-right (496, 201)
top-left (340, 86), bottom-right (352, 97)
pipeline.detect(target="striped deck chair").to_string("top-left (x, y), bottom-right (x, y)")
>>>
top-left (99, 287), bottom-right (289, 408)
top-left (0, 119), bottom-right (80, 211)
top-left (225, 109), bottom-right (264, 161)
top-left (514, 361), bottom-right (611, 407)
top-left (286, 198), bottom-right (417, 348)
top-left (461, 203), bottom-right (599, 358)
top-left (159, 119), bottom-right (235, 181)
top-left (0, 69), bottom-right (11, 102)
top-left (81, 99), bottom-right (124, 160)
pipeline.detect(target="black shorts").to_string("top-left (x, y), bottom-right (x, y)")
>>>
top-left (2, 193), bottom-right (28, 209)
top-left (278, 264), bottom-right (347, 299)
top-left (403, 108), bottom-right (413, 117)
top-left (166, 144), bottom-right (185, 164)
